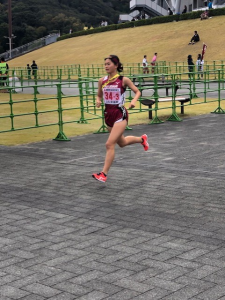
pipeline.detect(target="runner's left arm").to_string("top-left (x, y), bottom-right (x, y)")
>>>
top-left (123, 77), bottom-right (141, 109)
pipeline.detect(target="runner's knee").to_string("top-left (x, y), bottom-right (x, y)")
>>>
top-left (105, 140), bottom-right (115, 150)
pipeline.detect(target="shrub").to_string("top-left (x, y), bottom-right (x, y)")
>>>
top-left (57, 8), bottom-right (225, 42)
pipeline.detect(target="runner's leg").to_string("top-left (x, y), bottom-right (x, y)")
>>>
top-left (102, 120), bottom-right (143, 174)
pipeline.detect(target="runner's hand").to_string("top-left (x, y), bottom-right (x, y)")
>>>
top-left (96, 100), bottom-right (101, 108)
top-left (129, 100), bottom-right (136, 109)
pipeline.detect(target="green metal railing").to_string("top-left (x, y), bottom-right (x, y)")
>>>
top-left (7, 60), bottom-right (225, 84)
top-left (1, 68), bottom-right (225, 141)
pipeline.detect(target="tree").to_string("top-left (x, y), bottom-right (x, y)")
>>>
top-left (0, 0), bottom-right (130, 53)
top-left (36, 26), bottom-right (47, 38)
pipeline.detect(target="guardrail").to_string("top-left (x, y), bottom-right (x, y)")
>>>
top-left (6, 60), bottom-right (225, 83)
top-left (1, 33), bottom-right (60, 60)
top-left (0, 69), bottom-right (225, 141)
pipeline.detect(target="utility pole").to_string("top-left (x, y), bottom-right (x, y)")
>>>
top-left (4, 0), bottom-right (15, 58)
top-left (8, 0), bottom-right (12, 58)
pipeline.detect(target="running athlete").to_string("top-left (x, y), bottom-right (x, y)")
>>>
top-left (92, 55), bottom-right (149, 183)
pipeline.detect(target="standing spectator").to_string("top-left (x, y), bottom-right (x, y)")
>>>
top-left (208, 0), bottom-right (213, 9)
top-left (0, 57), bottom-right (9, 87)
top-left (31, 60), bottom-right (38, 79)
top-left (188, 31), bottom-right (200, 45)
top-left (105, 20), bottom-right (108, 26)
top-left (69, 28), bottom-right (72, 34)
top-left (187, 55), bottom-right (195, 78)
top-left (142, 55), bottom-right (149, 74)
top-left (27, 64), bottom-right (31, 79)
top-left (151, 53), bottom-right (157, 74)
top-left (196, 54), bottom-right (204, 79)
top-left (204, 0), bottom-right (208, 7)
top-left (182, 5), bottom-right (187, 14)
top-left (168, 7), bottom-right (173, 15)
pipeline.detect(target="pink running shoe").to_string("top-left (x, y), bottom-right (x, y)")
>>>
top-left (141, 134), bottom-right (149, 151)
top-left (92, 172), bottom-right (107, 183)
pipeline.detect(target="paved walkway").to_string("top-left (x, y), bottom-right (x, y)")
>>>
top-left (1, 114), bottom-right (225, 300)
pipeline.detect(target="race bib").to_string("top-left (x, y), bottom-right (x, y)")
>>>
top-left (103, 88), bottom-right (121, 104)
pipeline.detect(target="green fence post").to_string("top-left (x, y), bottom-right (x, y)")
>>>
top-left (221, 62), bottom-right (225, 89)
top-left (33, 78), bottom-right (40, 95)
top-left (50, 68), bottom-right (53, 81)
top-left (213, 60), bottom-right (217, 79)
top-left (59, 69), bottom-right (65, 95)
top-left (206, 65), bottom-right (210, 89)
top-left (175, 62), bottom-right (178, 73)
top-left (68, 68), bottom-right (71, 81)
top-left (37, 68), bottom-right (41, 80)
top-left (54, 84), bottom-right (70, 141)
top-left (20, 70), bottom-right (23, 92)
top-left (149, 75), bottom-right (163, 124)
top-left (43, 69), bottom-right (46, 83)
top-left (9, 88), bottom-right (15, 130)
top-left (57, 66), bottom-right (60, 79)
top-left (167, 74), bottom-right (182, 122)
top-left (203, 71), bottom-right (207, 103)
top-left (77, 74), bottom-right (88, 124)
top-left (33, 87), bottom-right (39, 127)
top-left (212, 70), bottom-right (225, 114)
top-left (192, 67), bottom-right (198, 98)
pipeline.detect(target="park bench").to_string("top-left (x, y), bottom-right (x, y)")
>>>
top-left (139, 87), bottom-right (191, 119)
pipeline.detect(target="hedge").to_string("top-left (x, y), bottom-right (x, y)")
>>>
top-left (57, 7), bottom-right (225, 42)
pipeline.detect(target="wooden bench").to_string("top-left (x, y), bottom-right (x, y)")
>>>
top-left (141, 97), bottom-right (191, 119)
top-left (139, 87), bottom-right (191, 119)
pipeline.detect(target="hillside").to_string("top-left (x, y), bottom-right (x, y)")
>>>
top-left (0, 0), bottom-right (129, 53)
top-left (10, 15), bottom-right (225, 67)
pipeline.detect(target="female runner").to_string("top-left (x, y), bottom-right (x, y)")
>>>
top-left (92, 55), bottom-right (149, 182)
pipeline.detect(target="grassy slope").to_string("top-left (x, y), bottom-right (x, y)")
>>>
top-left (10, 16), bottom-right (225, 67)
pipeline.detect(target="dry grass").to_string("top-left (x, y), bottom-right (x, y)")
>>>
top-left (9, 16), bottom-right (225, 67)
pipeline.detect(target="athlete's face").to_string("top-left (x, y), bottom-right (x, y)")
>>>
top-left (104, 58), bottom-right (117, 74)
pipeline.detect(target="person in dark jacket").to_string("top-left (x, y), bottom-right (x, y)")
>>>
top-left (188, 31), bottom-right (200, 45)
top-left (27, 64), bottom-right (31, 79)
top-left (182, 5), bottom-right (187, 14)
top-left (187, 55), bottom-right (195, 78)
top-left (31, 60), bottom-right (38, 79)
top-left (168, 7), bottom-right (173, 15)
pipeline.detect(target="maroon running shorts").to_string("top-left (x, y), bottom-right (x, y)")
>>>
top-left (104, 105), bottom-right (128, 128)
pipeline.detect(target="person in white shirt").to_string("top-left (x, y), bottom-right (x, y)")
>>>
top-left (142, 55), bottom-right (149, 74)
top-left (196, 54), bottom-right (204, 79)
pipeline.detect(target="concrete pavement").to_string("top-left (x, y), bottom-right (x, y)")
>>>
top-left (1, 113), bottom-right (225, 299)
